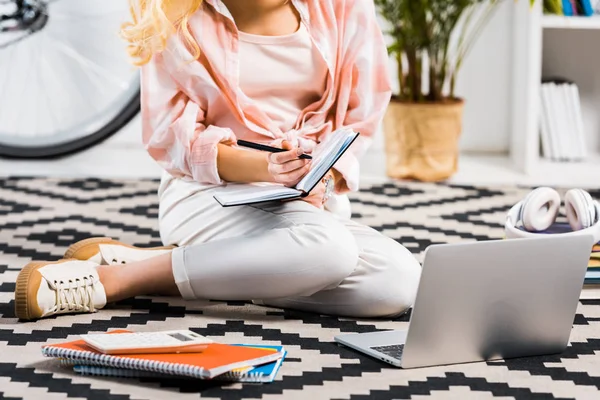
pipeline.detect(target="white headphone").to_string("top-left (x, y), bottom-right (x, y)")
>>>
top-left (505, 186), bottom-right (600, 243)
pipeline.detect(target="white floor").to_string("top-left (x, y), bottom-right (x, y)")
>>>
top-left (0, 115), bottom-right (597, 188)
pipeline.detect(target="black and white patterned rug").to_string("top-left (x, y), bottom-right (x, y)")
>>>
top-left (1, 177), bottom-right (599, 400)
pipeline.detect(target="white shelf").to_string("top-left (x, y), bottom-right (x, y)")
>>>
top-left (529, 153), bottom-right (600, 188)
top-left (511, 1), bottom-right (600, 185)
top-left (450, 153), bottom-right (600, 188)
top-left (542, 15), bottom-right (600, 29)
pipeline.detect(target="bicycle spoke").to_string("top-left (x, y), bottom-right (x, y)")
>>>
top-left (33, 29), bottom-right (45, 136)
top-left (0, 38), bottom-right (17, 126)
top-left (0, 0), bottom-right (139, 152)
top-left (32, 33), bottom-right (98, 132)
top-left (49, 35), bottom-right (129, 91)
top-left (48, 34), bottom-right (114, 104)
top-left (50, 0), bottom-right (124, 20)
top-left (39, 33), bottom-right (61, 136)
top-left (47, 29), bottom-right (124, 67)
top-left (15, 32), bottom-right (36, 136)
top-left (0, 31), bottom-right (30, 49)
top-left (51, 9), bottom-right (124, 21)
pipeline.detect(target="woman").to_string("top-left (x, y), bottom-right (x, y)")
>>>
top-left (14, 0), bottom-right (421, 321)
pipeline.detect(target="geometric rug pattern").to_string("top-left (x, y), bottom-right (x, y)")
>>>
top-left (1, 177), bottom-right (599, 400)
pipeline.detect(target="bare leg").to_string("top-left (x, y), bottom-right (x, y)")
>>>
top-left (97, 253), bottom-right (179, 303)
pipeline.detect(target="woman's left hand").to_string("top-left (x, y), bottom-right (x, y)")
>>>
top-left (300, 172), bottom-right (334, 209)
top-left (301, 180), bottom-right (326, 209)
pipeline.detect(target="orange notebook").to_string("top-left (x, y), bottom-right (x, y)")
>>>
top-left (41, 330), bottom-right (283, 380)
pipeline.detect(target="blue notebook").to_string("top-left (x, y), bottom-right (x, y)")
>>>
top-left (70, 344), bottom-right (286, 383)
top-left (562, 0), bottom-right (575, 15)
top-left (585, 270), bottom-right (600, 284)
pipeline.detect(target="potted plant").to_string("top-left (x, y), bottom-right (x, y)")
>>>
top-left (374, 0), bottom-right (532, 182)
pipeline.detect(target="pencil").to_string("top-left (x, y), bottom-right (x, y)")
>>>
top-left (237, 140), bottom-right (313, 160)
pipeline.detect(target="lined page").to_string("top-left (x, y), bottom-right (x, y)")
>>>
top-left (297, 129), bottom-right (357, 193)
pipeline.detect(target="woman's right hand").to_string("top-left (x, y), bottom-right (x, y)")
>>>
top-left (267, 140), bottom-right (311, 187)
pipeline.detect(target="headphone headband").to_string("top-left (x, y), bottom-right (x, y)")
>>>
top-left (505, 200), bottom-right (600, 243)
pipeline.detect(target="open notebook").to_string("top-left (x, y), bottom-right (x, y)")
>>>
top-left (214, 128), bottom-right (360, 207)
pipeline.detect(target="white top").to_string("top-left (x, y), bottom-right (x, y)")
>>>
top-left (238, 22), bottom-right (328, 133)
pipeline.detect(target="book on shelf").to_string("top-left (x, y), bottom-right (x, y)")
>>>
top-left (580, 0), bottom-right (597, 15)
top-left (545, 0), bottom-right (599, 15)
top-left (42, 330), bottom-right (285, 381)
top-left (539, 78), bottom-right (586, 162)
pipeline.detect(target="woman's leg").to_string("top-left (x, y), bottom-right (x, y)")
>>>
top-left (15, 178), bottom-right (362, 321)
top-left (94, 181), bottom-right (420, 314)
top-left (255, 217), bottom-right (422, 318)
top-left (97, 253), bottom-right (179, 302)
top-left (92, 178), bottom-right (361, 303)
top-left (97, 200), bottom-right (359, 303)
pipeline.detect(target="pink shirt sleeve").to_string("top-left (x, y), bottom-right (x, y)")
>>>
top-left (329, 0), bottom-right (393, 194)
top-left (140, 53), bottom-right (236, 184)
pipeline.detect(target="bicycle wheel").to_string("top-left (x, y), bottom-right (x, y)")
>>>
top-left (0, 0), bottom-right (140, 158)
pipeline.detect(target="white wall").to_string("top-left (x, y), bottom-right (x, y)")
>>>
top-left (453, 1), bottom-right (514, 153)
top-left (373, 1), bottom-right (514, 154)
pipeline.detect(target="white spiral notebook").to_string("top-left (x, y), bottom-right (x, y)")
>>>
top-left (41, 330), bottom-right (284, 380)
top-left (213, 128), bottom-right (360, 207)
top-left (66, 345), bottom-right (287, 383)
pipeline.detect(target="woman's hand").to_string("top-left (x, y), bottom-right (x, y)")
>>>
top-left (300, 171), bottom-right (334, 209)
top-left (267, 140), bottom-right (311, 187)
top-left (300, 180), bottom-right (326, 209)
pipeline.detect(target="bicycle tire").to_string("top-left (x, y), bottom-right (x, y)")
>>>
top-left (0, 90), bottom-right (140, 159)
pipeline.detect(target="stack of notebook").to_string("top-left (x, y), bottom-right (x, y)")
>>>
top-left (586, 242), bottom-right (600, 284)
top-left (42, 330), bottom-right (286, 383)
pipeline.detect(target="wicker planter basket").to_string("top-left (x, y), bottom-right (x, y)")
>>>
top-left (383, 98), bottom-right (464, 182)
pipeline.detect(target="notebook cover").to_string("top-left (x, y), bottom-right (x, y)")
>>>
top-left (42, 330), bottom-right (283, 379)
top-left (221, 345), bottom-right (286, 382)
top-left (215, 189), bottom-right (302, 207)
top-left (71, 345), bottom-right (287, 383)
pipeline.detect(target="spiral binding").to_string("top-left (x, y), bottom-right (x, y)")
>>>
top-left (72, 365), bottom-right (267, 382)
top-left (74, 365), bottom-right (168, 379)
top-left (43, 345), bottom-right (282, 381)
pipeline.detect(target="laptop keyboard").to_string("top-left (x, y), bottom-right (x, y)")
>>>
top-left (370, 344), bottom-right (405, 360)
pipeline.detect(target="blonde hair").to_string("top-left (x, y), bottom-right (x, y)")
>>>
top-left (120, 0), bottom-right (203, 66)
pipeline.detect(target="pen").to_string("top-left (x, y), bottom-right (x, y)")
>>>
top-left (237, 139), bottom-right (313, 160)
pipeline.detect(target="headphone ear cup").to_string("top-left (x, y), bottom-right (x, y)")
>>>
top-left (565, 189), bottom-right (596, 230)
top-left (520, 187), bottom-right (561, 232)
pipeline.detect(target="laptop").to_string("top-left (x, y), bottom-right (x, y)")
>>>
top-left (335, 234), bottom-right (594, 369)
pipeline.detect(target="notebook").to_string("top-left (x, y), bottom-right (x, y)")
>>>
top-left (70, 345), bottom-right (287, 383)
top-left (41, 330), bottom-right (284, 380)
top-left (213, 128), bottom-right (360, 207)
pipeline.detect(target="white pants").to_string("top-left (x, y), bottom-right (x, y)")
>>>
top-left (157, 174), bottom-right (422, 318)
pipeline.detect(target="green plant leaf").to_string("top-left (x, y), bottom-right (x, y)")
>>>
top-left (375, 0), bottom-right (527, 102)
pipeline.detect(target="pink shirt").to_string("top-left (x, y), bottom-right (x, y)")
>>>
top-left (237, 22), bottom-right (328, 134)
top-left (141, 0), bottom-right (392, 193)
